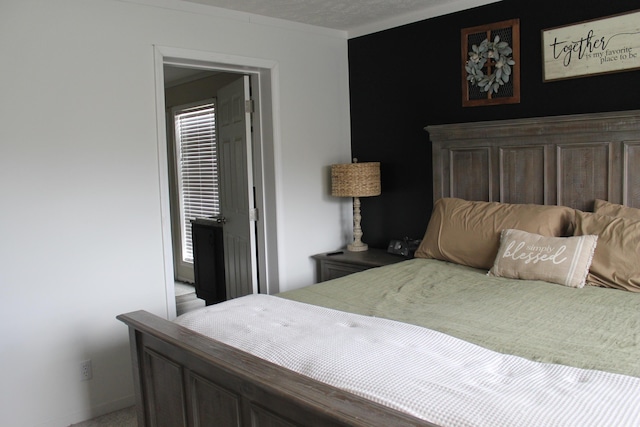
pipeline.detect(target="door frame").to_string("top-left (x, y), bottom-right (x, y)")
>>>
top-left (153, 45), bottom-right (281, 319)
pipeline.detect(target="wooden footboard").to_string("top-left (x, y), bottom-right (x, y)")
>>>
top-left (118, 310), bottom-right (436, 427)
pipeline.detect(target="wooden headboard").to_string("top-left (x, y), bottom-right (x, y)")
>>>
top-left (426, 110), bottom-right (640, 212)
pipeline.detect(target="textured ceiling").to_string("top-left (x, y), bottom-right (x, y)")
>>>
top-left (162, 0), bottom-right (498, 83)
top-left (179, 0), bottom-right (498, 32)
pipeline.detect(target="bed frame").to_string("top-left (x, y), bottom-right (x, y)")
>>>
top-left (118, 109), bottom-right (640, 427)
top-left (429, 110), bottom-right (640, 210)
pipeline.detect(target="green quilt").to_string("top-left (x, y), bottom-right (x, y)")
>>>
top-left (279, 258), bottom-right (640, 378)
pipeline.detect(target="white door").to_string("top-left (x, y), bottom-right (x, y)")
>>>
top-left (217, 76), bottom-right (258, 299)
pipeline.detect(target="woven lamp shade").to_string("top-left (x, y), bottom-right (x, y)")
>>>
top-left (331, 162), bottom-right (381, 197)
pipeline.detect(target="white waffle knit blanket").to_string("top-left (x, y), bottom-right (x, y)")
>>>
top-left (176, 294), bottom-right (640, 427)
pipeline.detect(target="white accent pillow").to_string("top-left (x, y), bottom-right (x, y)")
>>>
top-left (488, 229), bottom-right (597, 288)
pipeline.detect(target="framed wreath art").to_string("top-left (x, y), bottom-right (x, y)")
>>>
top-left (461, 19), bottom-right (520, 107)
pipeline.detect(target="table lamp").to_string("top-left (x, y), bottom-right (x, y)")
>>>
top-left (331, 159), bottom-right (381, 252)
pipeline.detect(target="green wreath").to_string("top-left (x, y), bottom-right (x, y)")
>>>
top-left (465, 35), bottom-right (515, 94)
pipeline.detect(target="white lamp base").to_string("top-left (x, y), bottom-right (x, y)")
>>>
top-left (347, 196), bottom-right (369, 252)
top-left (347, 241), bottom-right (368, 252)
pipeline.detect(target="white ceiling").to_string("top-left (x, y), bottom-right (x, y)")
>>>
top-left (164, 66), bottom-right (219, 86)
top-left (163, 0), bottom-right (500, 84)
top-left (178, 0), bottom-right (500, 36)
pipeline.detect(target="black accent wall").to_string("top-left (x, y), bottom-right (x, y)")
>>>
top-left (348, 0), bottom-right (640, 249)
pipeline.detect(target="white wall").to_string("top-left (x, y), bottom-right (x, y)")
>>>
top-left (0, 0), bottom-right (351, 425)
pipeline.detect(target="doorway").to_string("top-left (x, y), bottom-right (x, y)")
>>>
top-left (154, 46), bottom-right (280, 319)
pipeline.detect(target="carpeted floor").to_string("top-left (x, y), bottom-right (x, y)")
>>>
top-left (69, 406), bottom-right (136, 427)
top-left (176, 281), bottom-right (206, 316)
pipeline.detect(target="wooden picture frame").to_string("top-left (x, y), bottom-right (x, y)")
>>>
top-left (542, 10), bottom-right (640, 82)
top-left (461, 19), bottom-right (520, 107)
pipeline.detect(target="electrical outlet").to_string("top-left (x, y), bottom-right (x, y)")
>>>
top-left (80, 359), bottom-right (93, 381)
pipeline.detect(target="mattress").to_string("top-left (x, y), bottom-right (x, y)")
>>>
top-left (279, 258), bottom-right (640, 378)
top-left (176, 293), bottom-right (640, 427)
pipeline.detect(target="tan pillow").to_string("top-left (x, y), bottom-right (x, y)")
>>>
top-left (488, 229), bottom-right (597, 288)
top-left (574, 211), bottom-right (640, 292)
top-left (593, 199), bottom-right (640, 220)
top-left (414, 198), bottom-right (575, 269)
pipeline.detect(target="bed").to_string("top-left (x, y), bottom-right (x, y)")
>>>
top-left (118, 110), bottom-right (640, 426)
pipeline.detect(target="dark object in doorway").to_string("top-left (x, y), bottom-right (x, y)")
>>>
top-left (191, 218), bottom-right (226, 305)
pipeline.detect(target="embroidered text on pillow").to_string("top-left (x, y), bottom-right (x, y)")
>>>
top-left (502, 241), bottom-right (567, 265)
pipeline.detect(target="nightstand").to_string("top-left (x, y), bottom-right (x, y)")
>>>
top-left (311, 248), bottom-right (406, 282)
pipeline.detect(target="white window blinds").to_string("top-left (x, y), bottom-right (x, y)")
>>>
top-left (173, 100), bottom-right (220, 263)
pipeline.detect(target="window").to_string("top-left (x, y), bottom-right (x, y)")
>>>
top-left (173, 100), bottom-right (220, 264)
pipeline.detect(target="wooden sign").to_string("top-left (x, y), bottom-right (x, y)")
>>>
top-left (542, 10), bottom-right (640, 81)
